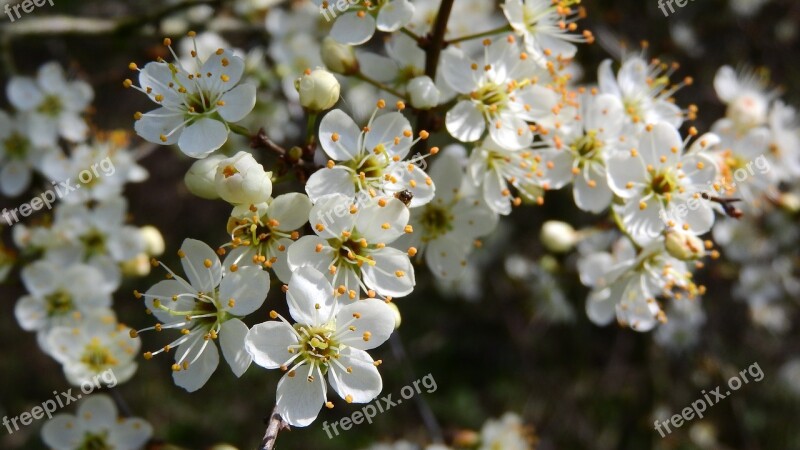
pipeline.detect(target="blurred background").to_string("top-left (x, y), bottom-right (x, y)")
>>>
top-left (0, 0), bottom-right (798, 449)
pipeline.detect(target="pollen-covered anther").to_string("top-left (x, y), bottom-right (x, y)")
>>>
top-left (404, 225), bottom-right (413, 233)
top-left (269, 310), bottom-right (279, 319)
top-left (325, 402), bottom-right (334, 409)
top-left (408, 247), bottom-right (417, 257)
top-left (345, 395), bottom-right (354, 403)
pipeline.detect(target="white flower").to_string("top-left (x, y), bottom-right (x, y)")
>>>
top-left (578, 239), bottom-right (699, 331)
top-left (0, 111), bottom-right (55, 197)
top-left (478, 413), bottom-right (534, 450)
top-left (245, 266), bottom-right (396, 426)
top-left (136, 238), bottom-right (269, 392)
top-left (321, 37), bottom-right (359, 75)
top-left (468, 136), bottom-right (544, 215)
top-left (713, 65), bottom-right (775, 133)
top-left (502, 0), bottom-right (592, 65)
top-left (223, 193), bottom-right (312, 281)
top-left (597, 56), bottom-right (690, 131)
top-left (297, 68), bottom-right (341, 111)
top-left (41, 394), bottom-right (152, 450)
top-left (407, 76), bottom-right (441, 110)
top-left (308, 106), bottom-right (435, 208)
top-left (537, 92), bottom-right (626, 213)
top-left (318, 0), bottom-right (415, 46)
top-left (214, 151), bottom-right (273, 205)
top-left (288, 193), bottom-right (415, 299)
top-left (48, 314), bottom-right (141, 386)
top-left (6, 62), bottom-right (93, 145)
top-left (185, 153), bottom-right (227, 199)
top-left (540, 220), bottom-right (578, 253)
top-left (129, 36), bottom-right (256, 158)
top-left (768, 101), bottom-right (800, 182)
top-left (606, 123), bottom-right (719, 246)
top-left (441, 37), bottom-right (558, 149)
top-left (40, 138), bottom-right (148, 205)
top-left (14, 259), bottom-right (115, 355)
top-left (398, 150), bottom-right (498, 279)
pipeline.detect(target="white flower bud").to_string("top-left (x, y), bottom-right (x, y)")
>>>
top-left (296, 69), bottom-right (341, 112)
top-left (121, 254), bottom-right (153, 277)
top-left (321, 37), bottom-right (359, 75)
top-left (184, 154), bottom-right (226, 200)
top-left (664, 229), bottom-right (706, 260)
top-left (214, 151), bottom-right (273, 205)
top-left (139, 225), bottom-right (165, 256)
top-left (407, 76), bottom-right (440, 110)
top-left (540, 220), bottom-right (577, 253)
top-left (726, 93), bottom-right (768, 129)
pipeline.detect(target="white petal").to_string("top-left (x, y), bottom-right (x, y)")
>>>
top-left (586, 288), bottom-right (616, 326)
top-left (386, 163), bottom-right (435, 207)
top-left (336, 299), bottom-right (395, 350)
top-left (331, 11), bottom-right (377, 45)
top-left (58, 113), bottom-right (89, 142)
top-left (597, 59), bottom-right (621, 97)
top-left (488, 112), bottom-right (533, 150)
top-left (144, 279), bottom-right (195, 324)
top-left (287, 235), bottom-right (336, 276)
top-left (134, 107), bottom-right (185, 146)
top-left (7, 77), bottom-right (43, 111)
top-left (0, 160), bottom-right (32, 196)
top-left (41, 414), bottom-right (82, 450)
top-left (180, 238), bottom-right (223, 293)
top-left (356, 196), bottom-right (409, 243)
top-left (446, 100), bottom-right (485, 142)
top-left (276, 371), bottom-right (325, 427)
top-left (14, 296), bottom-right (46, 331)
top-left (440, 49), bottom-right (478, 94)
top-left (200, 50), bottom-right (246, 89)
top-left (219, 265), bottom-right (270, 316)
top-left (308, 193), bottom-right (356, 240)
top-left (482, 168), bottom-right (511, 215)
top-left (319, 109), bottom-right (362, 160)
top-left (178, 117), bottom-right (229, 158)
top-left (245, 321), bottom-right (299, 369)
top-left (173, 334), bottom-right (220, 392)
top-left (376, 0), bottom-right (414, 32)
top-left (77, 394), bottom-right (117, 432)
top-left (328, 347), bottom-right (382, 403)
top-left (573, 164), bottom-right (612, 213)
top-left (269, 193), bottom-right (313, 231)
top-left (287, 266), bottom-right (337, 325)
top-left (219, 83), bottom-right (257, 122)
top-left (219, 318), bottom-right (252, 377)
top-left (108, 418), bottom-right (153, 450)
top-left (640, 122), bottom-right (682, 167)
top-left (425, 237), bottom-right (470, 280)
top-left (305, 166), bottom-right (356, 203)
top-left (714, 66), bottom-right (739, 103)
top-left (365, 112), bottom-right (413, 160)
top-left (361, 247), bottom-right (415, 297)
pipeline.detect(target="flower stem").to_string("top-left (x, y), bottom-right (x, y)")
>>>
top-left (353, 72), bottom-right (409, 101)
top-left (446, 24), bottom-right (514, 45)
top-left (260, 406), bottom-right (289, 450)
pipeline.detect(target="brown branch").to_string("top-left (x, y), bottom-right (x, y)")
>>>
top-left (259, 407), bottom-right (289, 450)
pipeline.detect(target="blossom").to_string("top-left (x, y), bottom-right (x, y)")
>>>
top-left (468, 136), bottom-right (544, 215)
top-left (128, 35), bottom-right (256, 158)
top-left (441, 37), bottom-right (558, 149)
top-left (478, 412), bottom-right (535, 450)
top-left (307, 105), bottom-right (435, 207)
top-left (245, 266), bottom-right (396, 426)
top-left (287, 193), bottom-right (415, 299)
top-left (6, 61), bottom-right (93, 145)
top-left (135, 238), bottom-right (270, 391)
top-left (318, 0), bottom-right (415, 46)
top-left (597, 56), bottom-right (691, 131)
top-left (606, 122), bottom-right (719, 246)
top-left (223, 193), bottom-right (312, 282)
top-left (297, 68), bottom-right (341, 111)
top-left (502, 0), bottom-right (592, 65)
top-left (14, 259), bottom-right (116, 355)
top-left (537, 92), bottom-right (626, 213)
top-left (48, 314), bottom-right (141, 386)
top-left (214, 151), bottom-right (273, 206)
top-left (0, 111), bottom-right (55, 197)
top-left (398, 149), bottom-right (498, 279)
top-left (41, 394), bottom-right (152, 450)
top-left (713, 65), bottom-right (775, 134)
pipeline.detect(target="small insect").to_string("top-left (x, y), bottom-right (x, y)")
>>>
top-left (394, 190), bottom-right (414, 206)
top-left (701, 193), bottom-right (744, 219)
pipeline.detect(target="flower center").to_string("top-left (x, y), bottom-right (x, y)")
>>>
top-left (45, 290), bottom-right (74, 316)
top-left (76, 431), bottom-right (113, 450)
top-left (472, 82), bottom-right (509, 113)
top-left (3, 132), bottom-right (29, 160)
top-left (650, 170), bottom-right (678, 196)
top-left (80, 338), bottom-right (119, 372)
top-left (295, 324), bottom-right (340, 370)
top-left (419, 205), bottom-right (452, 240)
top-left (81, 229), bottom-right (107, 257)
top-left (38, 94), bottom-right (63, 117)
top-left (571, 130), bottom-right (604, 161)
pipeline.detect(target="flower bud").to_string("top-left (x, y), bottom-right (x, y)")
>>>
top-left (664, 229), bottom-right (705, 260)
top-left (139, 225), bottom-right (165, 257)
top-left (184, 154), bottom-right (226, 200)
top-left (214, 151), bottom-right (273, 205)
top-left (540, 220), bottom-right (577, 253)
top-left (296, 69), bottom-right (341, 112)
top-left (321, 37), bottom-right (359, 75)
top-left (121, 254), bottom-right (152, 277)
top-left (407, 76), bottom-right (441, 110)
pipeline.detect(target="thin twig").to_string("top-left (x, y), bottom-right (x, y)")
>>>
top-left (259, 406), bottom-right (289, 450)
top-left (108, 388), bottom-right (134, 418)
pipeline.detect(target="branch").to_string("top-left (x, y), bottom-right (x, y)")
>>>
top-left (259, 406), bottom-right (289, 450)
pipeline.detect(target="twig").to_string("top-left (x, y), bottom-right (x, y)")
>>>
top-left (259, 406), bottom-right (289, 450)
top-left (423, 0), bottom-right (455, 81)
top-left (389, 333), bottom-right (445, 444)
top-left (108, 388), bottom-right (134, 418)
top-left (354, 72), bottom-right (409, 102)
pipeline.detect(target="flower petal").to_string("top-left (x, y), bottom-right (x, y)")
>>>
top-left (219, 318), bottom-right (252, 377)
top-left (286, 266), bottom-right (337, 326)
top-left (328, 347), bottom-right (382, 403)
top-left (219, 265), bottom-right (270, 316)
top-left (336, 298), bottom-right (395, 350)
top-left (218, 83), bottom-right (257, 122)
top-left (446, 100), bottom-right (486, 142)
top-left (178, 117), bottom-right (229, 158)
top-left (179, 238), bottom-right (223, 293)
top-left (245, 321), bottom-right (299, 369)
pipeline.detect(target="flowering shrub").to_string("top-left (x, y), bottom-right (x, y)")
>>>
top-left (1, 0), bottom-right (799, 449)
